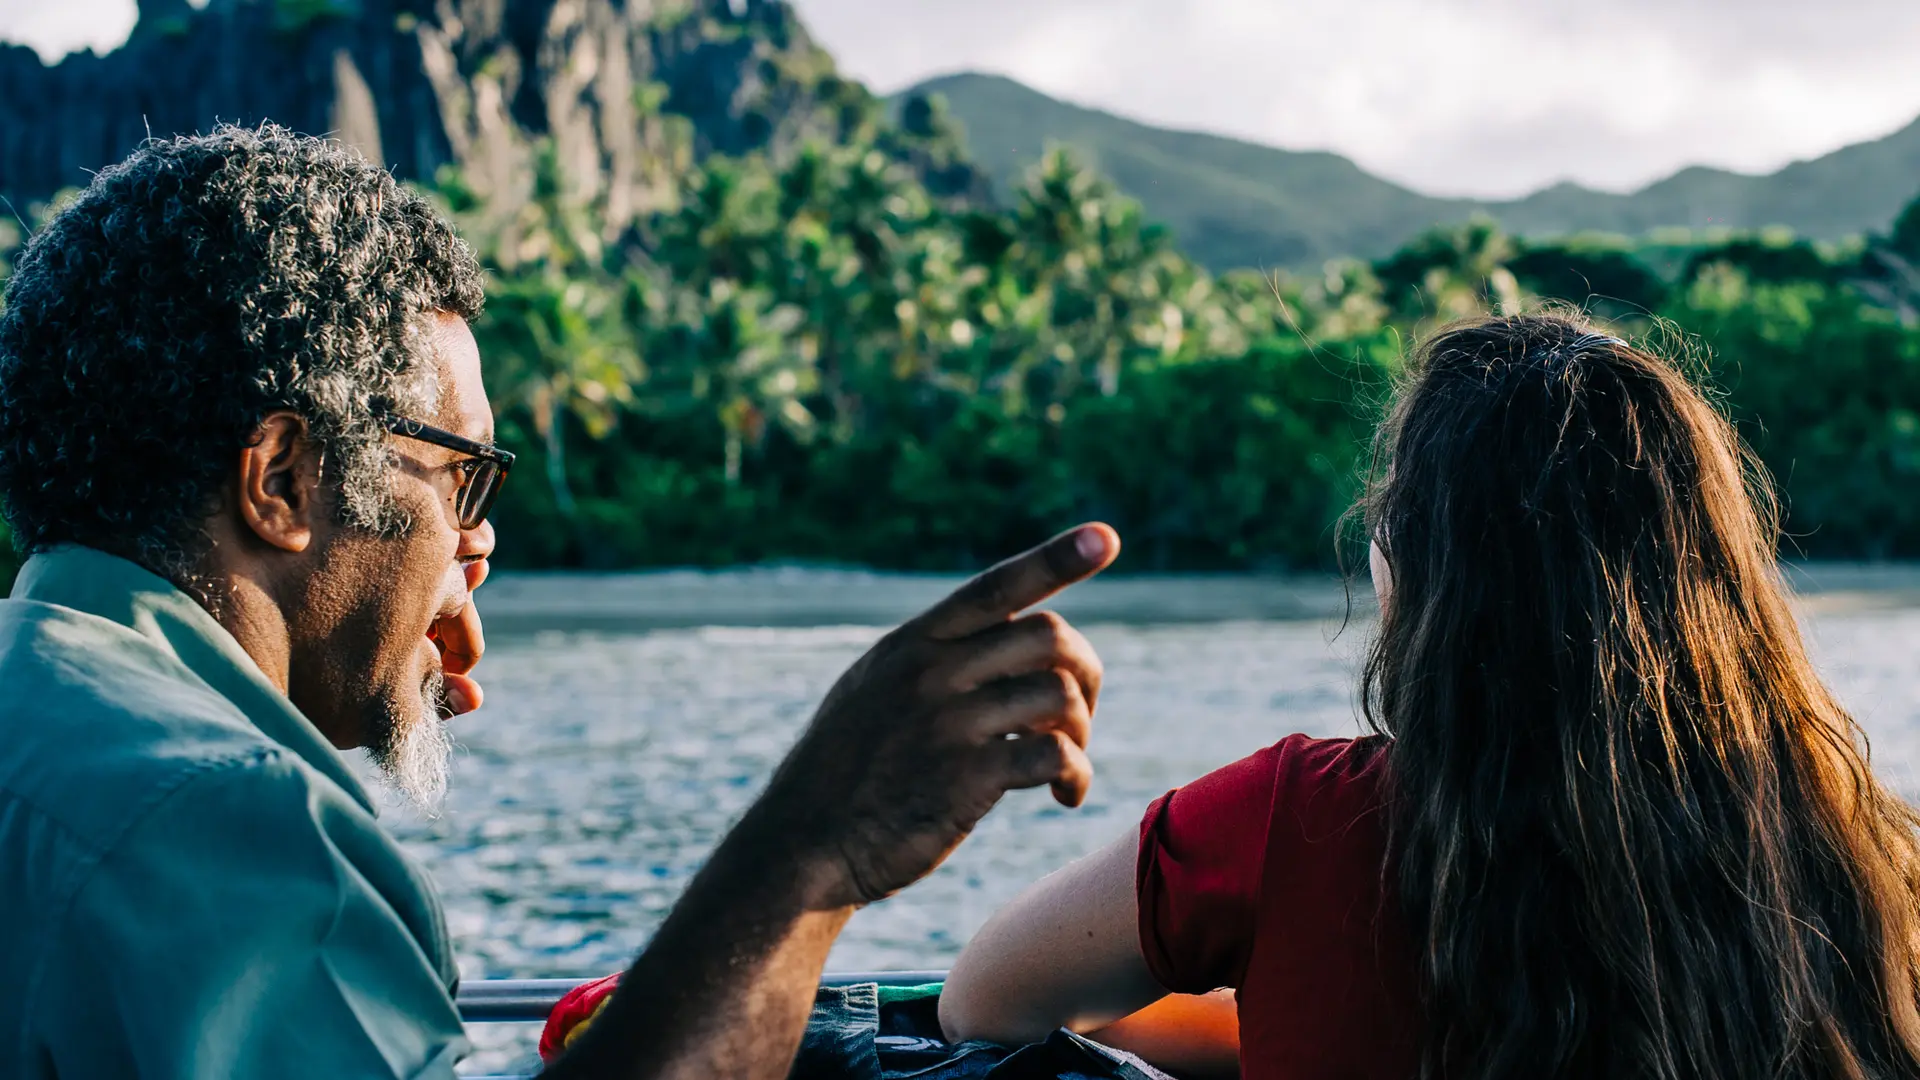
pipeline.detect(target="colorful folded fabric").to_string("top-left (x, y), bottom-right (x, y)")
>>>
top-left (538, 972), bottom-right (623, 1063)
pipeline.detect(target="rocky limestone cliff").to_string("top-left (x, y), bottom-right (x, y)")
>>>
top-left (0, 0), bottom-right (984, 238)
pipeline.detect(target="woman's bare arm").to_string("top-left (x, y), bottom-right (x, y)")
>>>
top-left (939, 829), bottom-right (1240, 1076)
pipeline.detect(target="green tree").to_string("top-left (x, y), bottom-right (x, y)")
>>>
top-left (440, 144), bottom-right (644, 562)
top-left (1374, 218), bottom-right (1523, 323)
top-left (414, 85), bottom-right (1920, 573)
top-left (1507, 238), bottom-right (1670, 321)
top-left (1669, 265), bottom-right (1920, 556)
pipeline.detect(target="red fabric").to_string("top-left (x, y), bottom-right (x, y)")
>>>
top-left (538, 972), bottom-right (623, 1063)
top-left (1137, 734), bottom-right (1423, 1080)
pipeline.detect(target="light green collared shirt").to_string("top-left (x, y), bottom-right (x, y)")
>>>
top-left (0, 546), bottom-right (469, 1078)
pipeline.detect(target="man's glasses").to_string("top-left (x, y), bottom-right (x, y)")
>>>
top-left (383, 416), bottom-right (515, 530)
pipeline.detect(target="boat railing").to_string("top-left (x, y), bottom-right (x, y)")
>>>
top-left (455, 969), bottom-right (948, 1023)
top-left (455, 971), bottom-right (947, 1080)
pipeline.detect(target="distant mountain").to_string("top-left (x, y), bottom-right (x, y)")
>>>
top-left (897, 72), bottom-right (1920, 271)
top-left (894, 73), bottom-right (1475, 271)
top-left (1495, 122), bottom-right (1920, 241)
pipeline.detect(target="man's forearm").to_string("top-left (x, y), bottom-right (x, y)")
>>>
top-left (544, 805), bottom-right (853, 1080)
top-left (541, 526), bottom-right (1119, 1078)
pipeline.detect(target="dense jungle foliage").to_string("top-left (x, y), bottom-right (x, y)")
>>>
top-left (4, 94), bottom-right (1920, 586)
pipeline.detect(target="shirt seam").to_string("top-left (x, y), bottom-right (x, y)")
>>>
top-left (18, 745), bottom-right (287, 1057)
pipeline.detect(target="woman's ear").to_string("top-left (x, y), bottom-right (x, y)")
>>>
top-left (233, 410), bottom-right (322, 554)
top-left (1369, 537), bottom-right (1393, 609)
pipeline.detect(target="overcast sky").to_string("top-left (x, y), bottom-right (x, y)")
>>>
top-left (5, 0), bottom-right (1920, 198)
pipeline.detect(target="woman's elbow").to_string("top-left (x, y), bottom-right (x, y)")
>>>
top-left (936, 985), bottom-right (982, 1044)
top-left (938, 962), bottom-right (1052, 1046)
top-left (936, 980), bottom-right (998, 1044)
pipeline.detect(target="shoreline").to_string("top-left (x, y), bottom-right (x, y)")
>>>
top-left (476, 560), bottom-right (1920, 635)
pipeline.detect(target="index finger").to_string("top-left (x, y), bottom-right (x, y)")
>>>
top-left (914, 523), bottom-right (1120, 640)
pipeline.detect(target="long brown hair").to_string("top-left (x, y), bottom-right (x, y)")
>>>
top-left (1361, 313), bottom-right (1920, 1079)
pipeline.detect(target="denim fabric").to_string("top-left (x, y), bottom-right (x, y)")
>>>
top-left (792, 983), bottom-right (1175, 1080)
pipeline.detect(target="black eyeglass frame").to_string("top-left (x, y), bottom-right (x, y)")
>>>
top-left (382, 415), bottom-right (515, 530)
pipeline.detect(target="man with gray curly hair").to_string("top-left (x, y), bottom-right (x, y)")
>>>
top-left (0, 126), bottom-right (1120, 1078)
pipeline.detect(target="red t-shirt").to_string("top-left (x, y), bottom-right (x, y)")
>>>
top-left (1137, 734), bottom-right (1423, 1079)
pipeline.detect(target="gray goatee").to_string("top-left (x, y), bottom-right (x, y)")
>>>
top-left (370, 669), bottom-right (456, 815)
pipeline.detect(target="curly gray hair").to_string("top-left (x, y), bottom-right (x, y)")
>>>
top-left (0, 124), bottom-right (485, 579)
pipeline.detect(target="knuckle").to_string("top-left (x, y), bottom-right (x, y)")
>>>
top-left (1070, 628), bottom-right (1097, 665)
top-left (1047, 666), bottom-right (1079, 701)
top-left (1037, 729), bottom-right (1073, 769)
top-left (1064, 694), bottom-right (1091, 729)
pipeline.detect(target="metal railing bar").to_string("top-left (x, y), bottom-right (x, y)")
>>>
top-left (455, 970), bottom-right (947, 1023)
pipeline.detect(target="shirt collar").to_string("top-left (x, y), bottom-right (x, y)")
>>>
top-left (10, 545), bottom-right (378, 813)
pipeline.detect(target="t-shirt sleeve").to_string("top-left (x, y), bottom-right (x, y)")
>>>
top-left (31, 752), bottom-right (469, 1080)
top-left (1136, 741), bottom-right (1283, 994)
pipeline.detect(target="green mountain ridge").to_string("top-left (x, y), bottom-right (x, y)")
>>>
top-left (898, 72), bottom-right (1920, 270)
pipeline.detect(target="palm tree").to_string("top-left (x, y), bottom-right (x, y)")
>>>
top-left (445, 143), bottom-right (644, 524)
top-left (481, 272), bottom-right (640, 515)
top-left (1374, 218), bottom-right (1523, 322)
top-left (1004, 148), bottom-right (1186, 403)
top-left (643, 272), bottom-right (817, 485)
top-left (644, 156), bottom-right (823, 484)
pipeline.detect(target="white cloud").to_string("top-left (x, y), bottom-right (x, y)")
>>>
top-left (790, 0), bottom-right (1920, 198)
top-left (4, 0), bottom-right (1918, 199)
top-left (0, 0), bottom-right (134, 61)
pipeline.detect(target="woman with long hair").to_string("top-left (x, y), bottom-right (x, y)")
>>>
top-left (938, 312), bottom-right (1920, 1079)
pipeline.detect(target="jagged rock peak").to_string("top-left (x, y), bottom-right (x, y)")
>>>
top-left (0, 0), bottom-right (983, 232)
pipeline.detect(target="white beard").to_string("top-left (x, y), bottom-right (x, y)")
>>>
top-left (375, 670), bottom-right (455, 815)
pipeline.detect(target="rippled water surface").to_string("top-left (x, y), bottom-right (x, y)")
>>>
top-left (382, 566), bottom-right (1920, 1073)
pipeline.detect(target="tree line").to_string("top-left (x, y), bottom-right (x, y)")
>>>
top-left (445, 101), bottom-right (1920, 574)
top-left (4, 104), bottom-right (1920, 585)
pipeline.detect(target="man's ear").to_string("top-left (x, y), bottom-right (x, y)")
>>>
top-left (235, 411), bottom-right (322, 554)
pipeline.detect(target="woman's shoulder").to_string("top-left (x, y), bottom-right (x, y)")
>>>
top-left (1269, 732), bottom-right (1391, 790)
top-left (1270, 730), bottom-right (1389, 764)
top-left (1137, 733), bottom-right (1394, 994)
top-left (1145, 734), bottom-right (1389, 858)
top-left (1263, 733), bottom-right (1393, 839)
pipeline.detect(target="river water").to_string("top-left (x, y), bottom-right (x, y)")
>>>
top-left (387, 564), bottom-right (1920, 1072)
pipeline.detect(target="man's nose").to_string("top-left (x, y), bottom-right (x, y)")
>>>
top-left (459, 518), bottom-right (496, 563)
